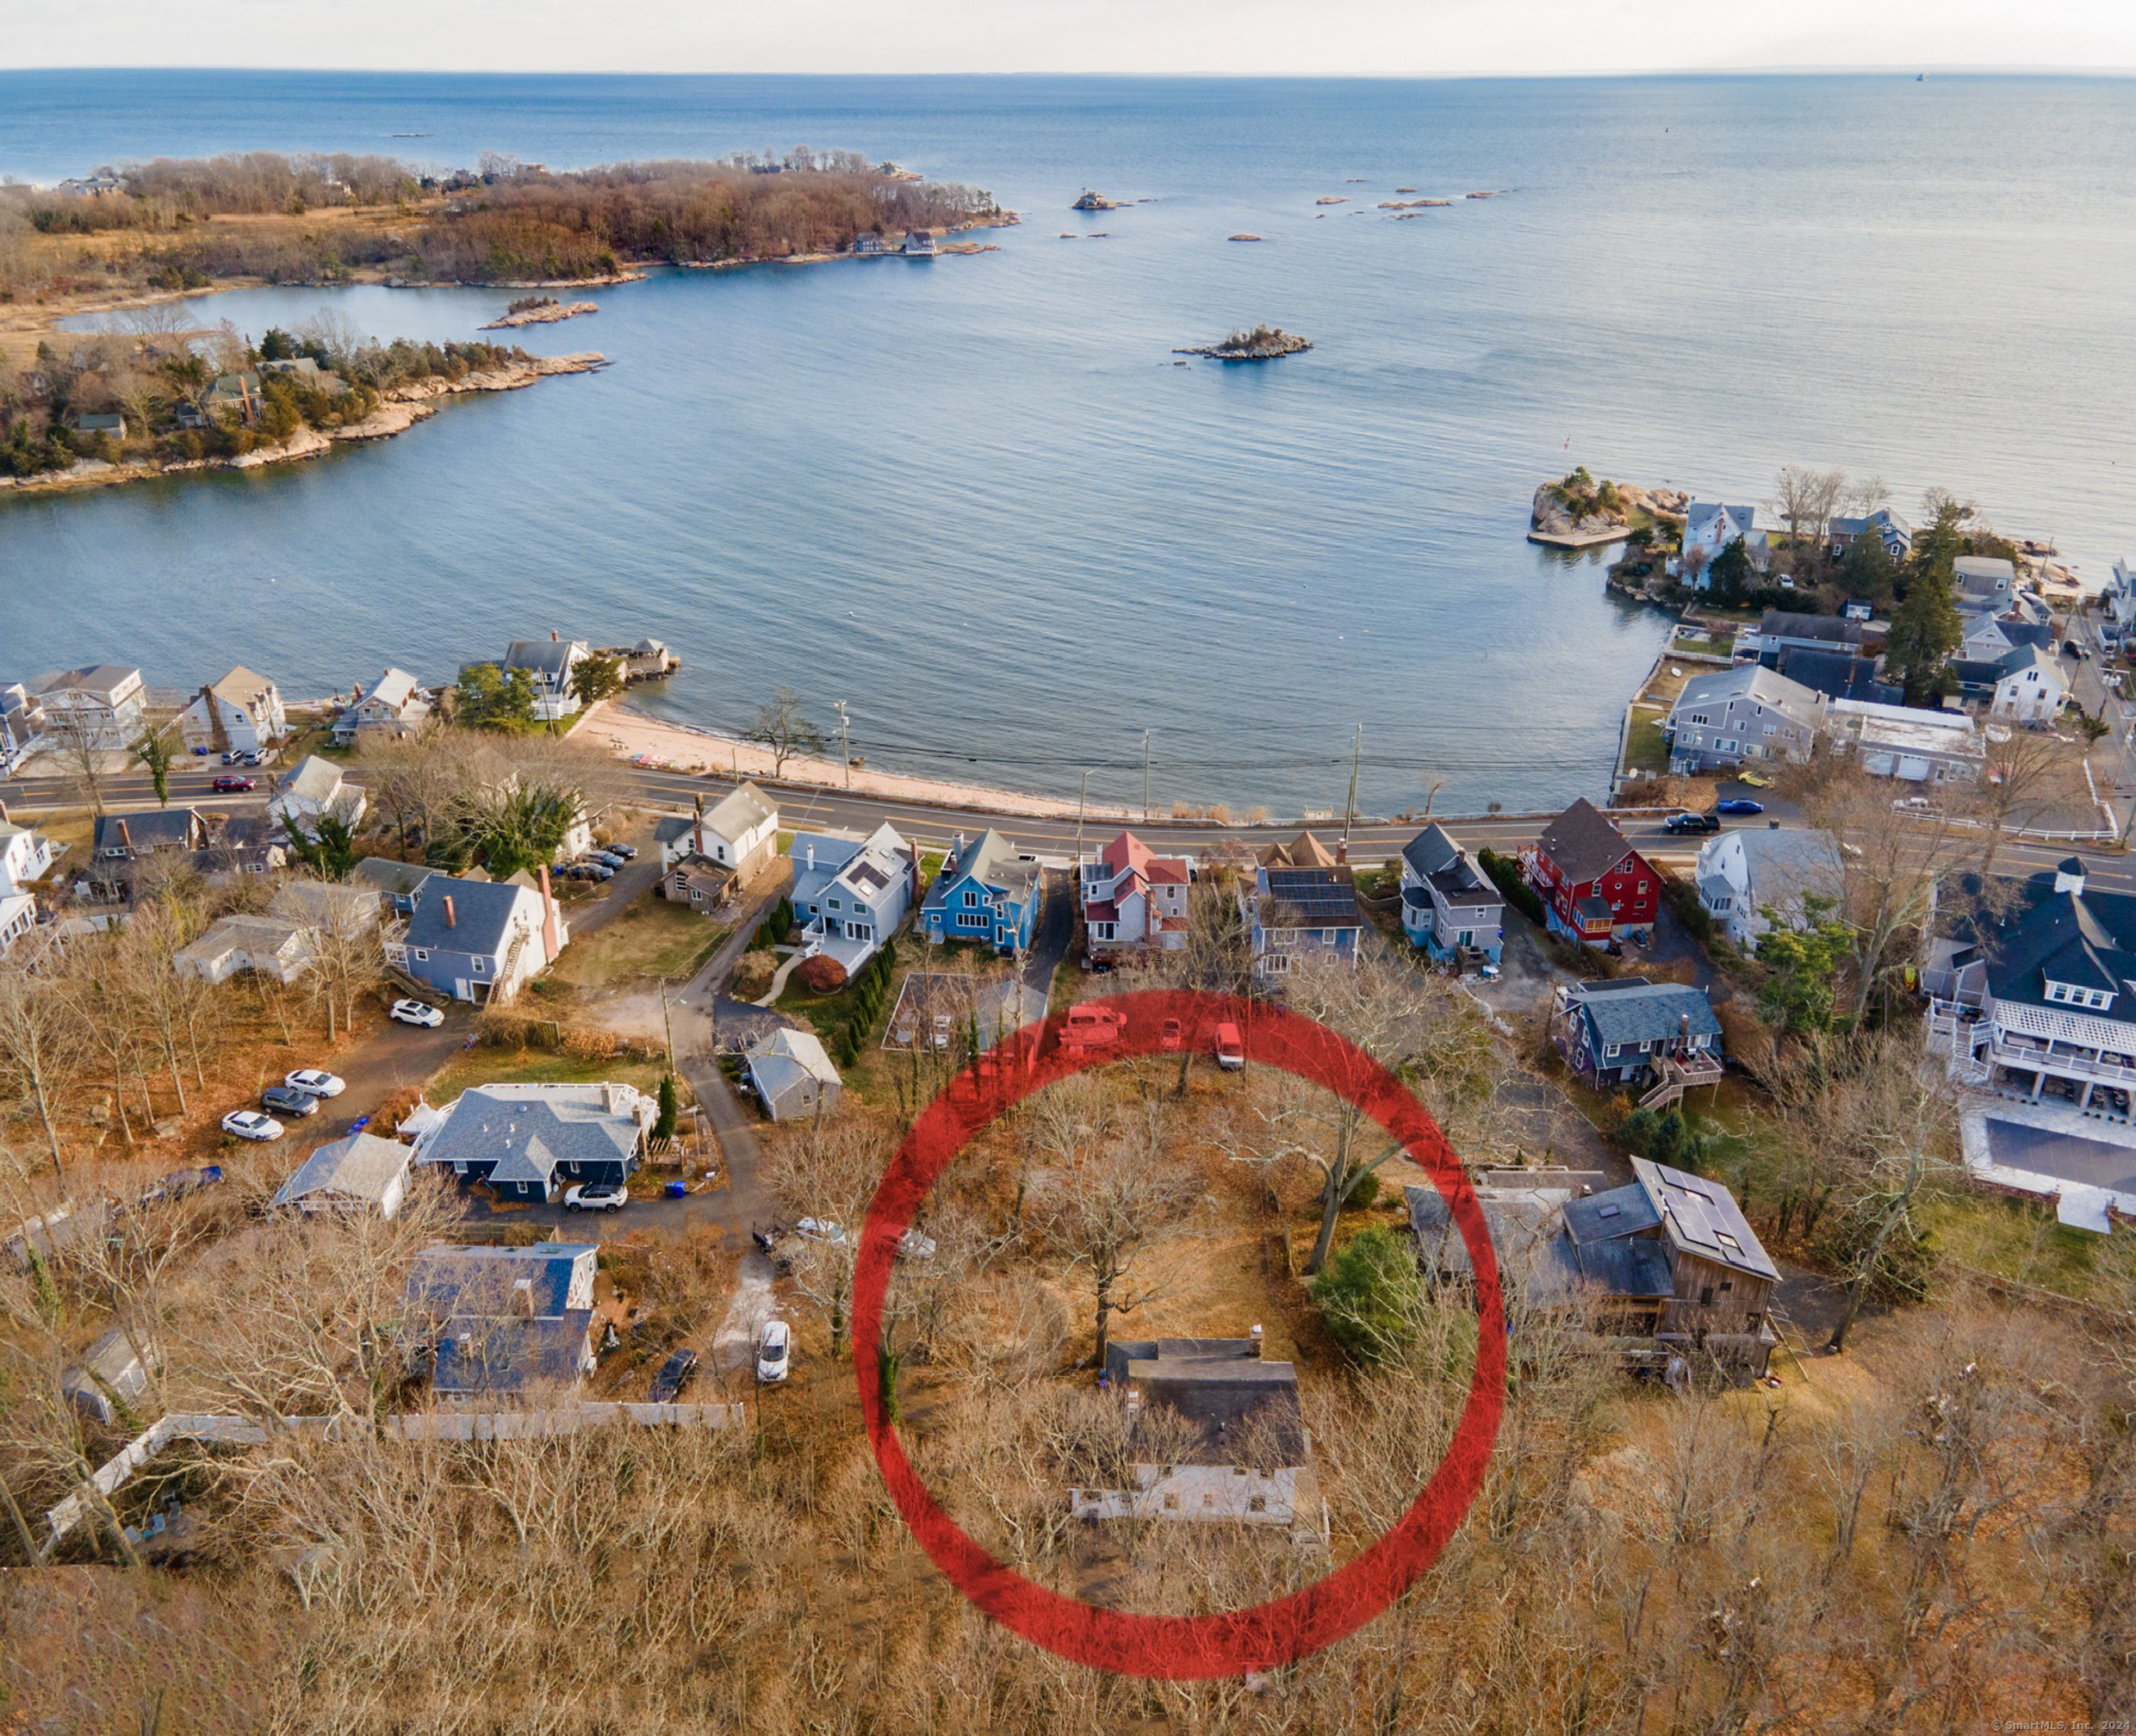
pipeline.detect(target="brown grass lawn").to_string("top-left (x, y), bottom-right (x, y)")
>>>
top-left (549, 896), bottom-right (728, 989)
top-left (419, 1041), bottom-right (672, 1108)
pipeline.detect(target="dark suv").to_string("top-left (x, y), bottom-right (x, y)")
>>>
top-left (649, 1348), bottom-right (699, 1403)
top-left (1663, 810), bottom-right (1722, 834)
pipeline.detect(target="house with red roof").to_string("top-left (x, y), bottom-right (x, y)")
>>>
top-left (1079, 830), bottom-right (1195, 959)
top-left (1518, 798), bottom-right (1659, 946)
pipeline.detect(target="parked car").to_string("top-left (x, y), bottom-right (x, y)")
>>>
top-left (589, 850), bottom-right (628, 869)
top-left (606, 842), bottom-right (638, 859)
top-left (649, 1348), bottom-right (699, 1403)
top-left (221, 1109), bottom-right (283, 1142)
top-left (795, 1217), bottom-right (847, 1245)
top-left (211, 775), bottom-right (256, 793)
top-left (2063, 639), bottom-right (2087, 660)
top-left (579, 861), bottom-right (615, 882)
top-left (563, 1182), bottom-right (629, 1213)
top-left (755, 1319), bottom-right (792, 1384)
top-left (261, 1085), bottom-right (322, 1118)
top-left (1214, 1022), bottom-right (1245, 1070)
top-left (1715, 797), bottom-right (1764, 815)
top-left (1159, 1016), bottom-right (1184, 1051)
top-left (218, 748), bottom-right (245, 766)
top-left (1663, 810), bottom-right (1721, 834)
top-left (390, 998), bottom-right (444, 1028)
top-left (285, 1068), bottom-right (345, 1098)
top-left (1059, 1004), bottom-right (1127, 1051)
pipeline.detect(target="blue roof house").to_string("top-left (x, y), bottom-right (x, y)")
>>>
top-left (1239, 865), bottom-right (1366, 982)
top-left (404, 1242), bottom-right (599, 1397)
top-left (918, 830), bottom-right (1042, 953)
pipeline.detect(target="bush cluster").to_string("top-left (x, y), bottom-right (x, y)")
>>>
top-left (1476, 848), bottom-right (1544, 927)
top-left (823, 941), bottom-right (897, 1070)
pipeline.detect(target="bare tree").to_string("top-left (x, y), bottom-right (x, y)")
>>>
top-left (1971, 725), bottom-right (2091, 877)
top-left (1028, 1094), bottom-right (1200, 1363)
top-left (1773, 464), bottom-right (1849, 577)
top-left (41, 709), bottom-right (113, 816)
top-left (743, 687), bottom-right (823, 778)
top-left (763, 1119), bottom-right (890, 1355)
top-left (57, 928), bottom-right (149, 1149)
top-left (0, 933), bottom-right (79, 1178)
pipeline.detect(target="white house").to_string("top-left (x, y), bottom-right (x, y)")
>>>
top-left (271, 755), bottom-right (368, 834)
top-left (655, 783), bottom-right (778, 875)
top-left (1987, 644), bottom-right (2071, 725)
top-left (332, 666), bottom-right (432, 746)
top-left (0, 684), bottom-right (40, 773)
top-left (178, 666), bottom-right (288, 756)
top-left (1673, 502), bottom-right (1768, 586)
top-left (1078, 829), bottom-right (1193, 958)
top-left (172, 913), bottom-right (317, 984)
top-left (270, 1132), bottom-right (413, 1218)
top-left (1071, 1336), bottom-right (1311, 1528)
top-left (1694, 828), bottom-right (1845, 952)
top-left (29, 665), bottom-right (145, 749)
top-left (2106, 556), bottom-right (2136, 646)
top-left (497, 636), bottom-right (591, 722)
top-left (1827, 698), bottom-right (1985, 784)
top-left (787, 822), bottom-right (916, 974)
top-left (0, 815), bottom-right (43, 954)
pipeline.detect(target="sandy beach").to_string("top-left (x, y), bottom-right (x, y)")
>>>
top-left (589, 700), bottom-right (1136, 821)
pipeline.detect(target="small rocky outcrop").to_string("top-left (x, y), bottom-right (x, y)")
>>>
top-left (481, 296), bottom-right (599, 330)
top-left (1529, 468), bottom-right (1689, 542)
top-left (1314, 195), bottom-right (1347, 206)
top-left (1174, 325), bottom-right (1313, 362)
top-left (1071, 189), bottom-right (1121, 211)
top-left (1227, 233), bottom-right (1265, 242)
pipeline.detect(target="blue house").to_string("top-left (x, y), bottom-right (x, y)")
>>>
top-left (1240, 865), bottom-right (1366, 982)
top-left (918, 829), bottom-right (1042, 953)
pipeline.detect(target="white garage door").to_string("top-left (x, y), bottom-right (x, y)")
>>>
top-left (1864, 751), bottom-right (1896, 776)
top-left (1897, 755), bottom-right (1931, 781)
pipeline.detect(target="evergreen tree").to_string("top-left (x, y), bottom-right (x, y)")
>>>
top-left (1885, 566), bottom-right (1962, 704)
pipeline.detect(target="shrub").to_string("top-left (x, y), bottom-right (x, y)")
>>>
top-left (654, 1073), bottom-right (679, 1143)
top-left (730, 953), bottom-right (776, 1000)
top-left (1477, 848), bottom-right (1544, 927)
top-left (1309, 1225), bottom-right (1422, 1366)
top-left (797, 956), bottom-right (848, 995)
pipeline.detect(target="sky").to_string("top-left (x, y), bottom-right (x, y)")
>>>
top-left (5, 0), bottom-right (2136, 76)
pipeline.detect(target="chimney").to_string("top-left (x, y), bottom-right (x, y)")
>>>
top-left (910, 837), bottom-right (922, 906)
top-left (550, 627), bottom-right (559, 642)
top-left (538, 865), bottom-right (561, 958)
top-left (2055, 857), bottom-right (2087, 897)
top-left (1678, 1011), bottom-right (1691, 1048)
top-left (1250, 1324), bottom-right (1264, 1357)
top-left (692, 793), bottom-right (705, 859)
top-left (443, 894), bottom-right (456, 930)
top-left (804, 842), bottom-right (815, 872)
top-left (117, 819), bottom-right (133, 852)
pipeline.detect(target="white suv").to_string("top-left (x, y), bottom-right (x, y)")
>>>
top-left (563, 1182), bottom-right (629, 1213)
top-left (755, 1319), bottom-right (792, 1384)
top-left (390, 999), bottom-right (444, 1028)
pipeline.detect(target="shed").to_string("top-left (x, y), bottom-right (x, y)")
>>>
top-left (746, 1028), bottom-right (843, 1123)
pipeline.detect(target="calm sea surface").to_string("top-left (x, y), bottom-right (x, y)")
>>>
top-left (3, 72), bottom-right (2133, 815)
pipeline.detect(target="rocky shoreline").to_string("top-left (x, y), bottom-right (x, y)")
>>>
top-left (481, 298), bottom-right (599, 330)
top-left (1528, 473), bottom-right (1687, 547)
top-left (0, 353), bottom-right (606, 499)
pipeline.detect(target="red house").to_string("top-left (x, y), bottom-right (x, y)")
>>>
top-left (1520, 798), bottom-right (1659, 945)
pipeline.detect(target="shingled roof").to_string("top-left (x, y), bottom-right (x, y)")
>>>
top-left (1536, 797), bottom-right (1637, 885)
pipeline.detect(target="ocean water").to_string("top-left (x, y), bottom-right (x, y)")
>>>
top-left (3, 71), bottom-right (2133, 816)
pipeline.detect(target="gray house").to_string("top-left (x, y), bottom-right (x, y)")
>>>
top-left (788, 822), bottom-right (916, 973)
top-left (405, 1243), bottom-right (599, 1397)
top-left (385, 871), bottom-right (565, 1003)
top-left (409, 1082), bottom-right (652, 1203)
top-left (1398, 823), bottom-right (1504, 965)
top-left (1663, 665), bottom-right (1825, 774)
top-left (745, 1028), bottom-right (843, 1123)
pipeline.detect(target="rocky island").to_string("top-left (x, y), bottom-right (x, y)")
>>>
top-left (1174, 325), bottom-right (1313, 362)
top-left (1071, 189), bottom-right (1121, 211)
top-left (1528, 467), bottom-right (1688, 547)
top-left (481, 295), bottom-right (599, 330)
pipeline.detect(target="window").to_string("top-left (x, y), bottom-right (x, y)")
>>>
top-left (962, 890), bottom-right (977, 907)
top-left (828, 897), bottom-right (841, 910)
top-left (1699, 1286), bottom-right (1715, 1306)
top-left (1248, 1495), bottom-right (1268, 1514)
top-left (1637, 882), bottom-right (1649, 896)
top-left (1321, 927), bottom-right (1338, 943)
top-left (414, 948), bottom-right (430, 962)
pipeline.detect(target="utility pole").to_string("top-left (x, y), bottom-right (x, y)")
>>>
top-left (1343, 723), bottom-right (1363, 845)
top-left (835, 700), bottom-right (851, 790)
top-left (1142, 731), bottom-right (1151, 823)
top-left (1076, 770), bottom-right (1090, 865)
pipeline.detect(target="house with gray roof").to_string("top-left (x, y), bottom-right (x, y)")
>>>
top-left (1769, 645), bottom-right (1902, 706)
top-left (1741, 611), bottom-right (1878, 663)
top-left (1663, 665), bottom-right (1826, 775)
top-left (270, 753), bottom-right (367, 834)
top-left (479, 634), bottom-right (589, 722)
top-left (1409, 1157), bottom-right (1778, 1375)
top-left (404, 1243), bottom-right (599, 1397)
top-left (409, 1081), bottom-right (651, 1203)
top-left (29, 663), bottom-right (146, 749)
top-left (919, 828), bottom-right (1044, 953)
top-left (332, 666), bottom-right (432, 746)
top-left (1953, 555), bottom-right (2018, 608)
top-left (657, 782), bottom-right (779, 884)
top-left (351, 856), bottom-right (434, 913)
top-left (1553, 976), bottom-right (1723, 1100)
top-left (1072, 1335), bottom-right (1311, 1526)
top-left (745, 1027), bottom-right (842, 1123)
top-left (271, 1132), bottom-right (413, 1218)
top-left (788, 821), bottom-right (915, 973)
top-left (1827, 506), bottom-right (1912, 563)
top-left (178, 665), bottom-right (287, 756)
top-left (1694, 826), bottom-right (1845, 953)
top-left (63, 1326), bottom-right (161, 1428)
top-left (1674, 501), bottom-right (1768, 587)
top-left (385, 871), bottom-right (564, 1003)
top-left (1398, 822), bottom-right (1504, 964)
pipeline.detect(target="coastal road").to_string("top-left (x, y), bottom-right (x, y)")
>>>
top-left (9, 755), bottom-right (2133, 894)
